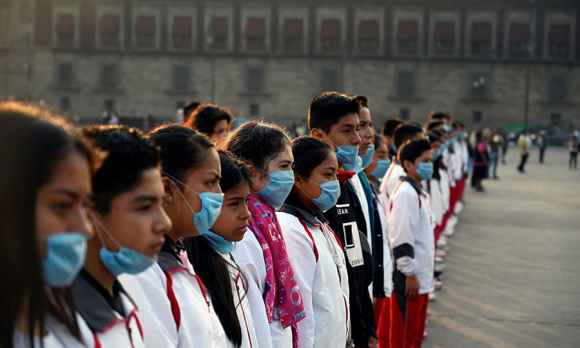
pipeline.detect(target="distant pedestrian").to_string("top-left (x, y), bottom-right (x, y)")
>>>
top-left (501, 130), bottom-right (509, 165)
top-left (570, 132), bottom-right (579, 170)
top-left (517, 131), bottom-right (530, 173)
top-left (537, 130), bottom-right (549, 164)
top-left (472, 131), bottom-right (489, 192)
top-left (488, 128), bottom-right (502, 179)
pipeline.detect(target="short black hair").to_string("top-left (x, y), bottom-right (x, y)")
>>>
top-left (393, 124), bottom-right (423, 149)
top-left (183, 102), bottom-right (200, 123)
top-left (354, 95), bottom-right (369, 109)
top-left (218, 151), bottom-right (252, 193)
top-left (291, 136), bottom-right (334, 179)
top-left (373, 134), bottom-right (386, 148)
top-left (428, 111), bottom-right (450, 122)
top-left (426, 121), bottom-right (444, 131)
top-left (382, 118), bottom-right (403, 137)
top-left (399, 139), bottom-right (431, 171)
top-left (185, 104), bottom-right (234, 137)
top-left (308, 91), bottom-right (360, 132)
top-left (82, 125), bottom-right (160, 215)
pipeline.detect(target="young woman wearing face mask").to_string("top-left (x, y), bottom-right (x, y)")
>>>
top-left (118, 125), bottom-right (227, 348)
top-left (72, 126), bottom-right (172, 347)
top-left (184, 151), bottom-right (258, 348)
top-left (277, 136), bottom-right (350, 348)
top-left (0, 102), bottom-right (95, 348)
top-left (223, 121), bottom-right (306, 348)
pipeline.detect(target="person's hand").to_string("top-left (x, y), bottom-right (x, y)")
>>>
top-left (405, 275), bottom-right (420, 299)
top-left (367, 336), bottom-right (378, 348)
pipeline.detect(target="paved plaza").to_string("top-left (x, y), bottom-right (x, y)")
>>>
top-left (424, 146), bottom-right (580, 348)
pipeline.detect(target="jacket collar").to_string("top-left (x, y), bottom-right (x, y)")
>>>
top-left (157, 235), bottom-right (187, 273)
top-left (280, 192), bottom-right (327, 226)
top-left (400, 176), bottom-right (424, 195)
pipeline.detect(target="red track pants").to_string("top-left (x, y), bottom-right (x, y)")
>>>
top-left (389, 292), bottom-right (429, 348)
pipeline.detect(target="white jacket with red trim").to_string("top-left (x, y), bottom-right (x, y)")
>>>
top-left (222, 253), bottom-right (259, 348)
top-left (379, 162), bottom-right (405, 201)
top-left (278, 204), bottom-right (349, 348)
top-left (388, 178), bottom-right (435, 295)
top-left (13, 314), bottom-right (94, 348)
top-left (118, 240), bottom-right (227, 348)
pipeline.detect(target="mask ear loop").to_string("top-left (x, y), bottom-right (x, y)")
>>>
top-left (89, 211), bottom-right (122, 249)
top-left (162, 171), bottom-right (201, 216)
top-left (299, 175), bottom-right (322, 200)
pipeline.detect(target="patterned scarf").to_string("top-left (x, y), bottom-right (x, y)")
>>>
top-left (247, 194), bottom-right (306, 347)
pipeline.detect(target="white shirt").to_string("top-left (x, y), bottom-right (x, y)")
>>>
top-left (232, 230), bottom-right (292, 348)
top-left (452, 142), bottom-right (464, 181)
top-left (119, 247), bottom-right (227, 348)
top-left (429, 178), bottom-right (445, 226)
top-left (278, 210), bottom-right (349, 348)
top-left (388, 179), bottom-right (435, 295)
top-left (222, 253), bottom-right (259, 348)
top-left (13, 314), bottom-right (93, 348)
top-left (379, 163), bottom-right (406, 200)
top-left (439, 169), bottom-right (450, 213)
top-left (443, 150), bottom-right (456, 188)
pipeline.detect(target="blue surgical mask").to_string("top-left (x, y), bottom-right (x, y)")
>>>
top-left (301, 176), bottom-right (341, 212)
top-left (443, 124), bottom-right (452, 133)
top-left (318, 130), bottom-right (360, 164)
top-left (370, 159), bottom-right (391, 179)
top-left (256, 169), bottom-right (295, 209)
top-left (91, 213), bottom-right (156, 277)
top-left (432, 149), bottom-right (442, 161)
top-left (41, 232), bottom-right (88, 287)
top-left (166, 172), bottom-right (225, 234)
top-left (360, 144), bottom-right (375, 169)
top-left (202, 231), bottom-right (234, 254)
top-left (342, 156), bottom-right (363, 173)
top-left (449, 138), bottom-right (456, 147)
top-left (417, 162), bottom-right (434, 180)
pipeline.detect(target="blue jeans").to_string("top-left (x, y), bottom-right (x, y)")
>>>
top-left (490, 152), bottom-right (499, 177)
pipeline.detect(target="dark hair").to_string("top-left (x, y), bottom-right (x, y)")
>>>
top-left (148, 125), bottom-right (214, 182)
top-left (223, 121), bottom-right (290, 173)
top-left (82, 126), bottom-right (159, 215)
top-left (355, 95), bottom-right (369, 109)
top-left (308, 91), bottom-right (360, 132)
top-left (185, 104), bottom-right (234, 137)
top-left (476, 131), bottom-right (484, 141)
top-left (393, 124), bottom-right (423, 149)
top-left (291, 136), bottom-right (334, 179)
top-left (183, 152), bottom-right (251, 348)
top-left (428, 133), bottom-right (444, 180)
top-left (399, 139), bottom-right (432, 170)
top-left (0, 102), bottom-right (94, 348)
top-left (426, 121), bottom-right (444, 131)
top-left (382, 118), bottom-right (403, 137)
top-left (428, 111), bottom-right (451, 122)
top-left (183, 101), bottom-right (200, 123)
top-left (373, 134), bottom-right (386, 148)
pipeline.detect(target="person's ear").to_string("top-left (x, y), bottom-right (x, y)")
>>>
top-left (310, 128), bottom-right (322, 139)
top-left (162, 177), bottom-right (174, 204)
top-left (246, 164), bottom-right (263, 189)
top-left (403, 159), bottom-right (413, 173)
top-left (294, 172), bottom-right (304, 190)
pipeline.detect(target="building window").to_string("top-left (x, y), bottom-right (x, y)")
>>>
top-left (57, 62), bottom-right (73, 87)
top-left (246, 18), bottom-right (266, 51)
top-left (136, 16), bottom-right (155, 48)
top-left (56, 14), bottom-right (74, 47)
top-left (548, 75), bottom-right (567, 103)
top-left (550, 113), bottom-right (561, 126)
top-left (470, 73), bottom-right (489, 100)
top-left (320, 69), bottom-right (339, 92)
top-left (172, 66), bottom-right (190, 91)
top-left (509, 23), bottom-right (530, 59)
top-left (400, 108), bottom-right (410, 121)
top-left (549, 24), bottom-right (570, 59)
top-left (471, 22), bottom-right (491, 57)
top-left (320, 19), bottom-right (341, 53)
top-left (60, 97), bottom-right (70, 111)
top-left (210, 17), bottom-right (228, 50)
top-left (434, 22), bottom-right (454, 55)
top-left (358, 20), bottom-right (378, 55)
top-left (100, 64), bottom-right (119, 89)
top-left (473, 110), bottom-right (483, 123)
top-left (99, 15), bottom-right (120, 47)
top-left (172, 17), bottom-right (191, 49)
top-left (249, 103), bottom-right (260, 117)
top-left (247, 67), bottom-right (265, 93)
top-left (397, 21), bottom-right (418, 55)
top-left (282, 18), bottom-right (303, 53)
top-left (397, 71), bottom-right (415, 98)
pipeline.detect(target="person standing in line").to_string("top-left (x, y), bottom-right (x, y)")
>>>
top-left (517, 131), bottom-right (530, 173)
top-left (473, 132), bottom-right (489, 192)
top-left (569, 132), bottom-right (579, 170)
top-left (488, 128), bottom-right (502, 179)
top-left (537, 130), bottom-right (549, 164)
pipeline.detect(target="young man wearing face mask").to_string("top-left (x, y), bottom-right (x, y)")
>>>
top-left (309, 91), bottom-right (378, 348)
top-left (388, 139), bottom-right (435, 348)
top-left (73, 126), bottom-right (172, 347)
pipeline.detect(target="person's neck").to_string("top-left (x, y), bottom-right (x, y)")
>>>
top-left (165, 230), bottom-right (185, 249)
top-left (84, 244), bottom-right (116, 296)
top-left (407, 172), bottom-right (421, 185)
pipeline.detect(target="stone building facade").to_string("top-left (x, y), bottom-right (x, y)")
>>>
top-left (0, 0), bottom-right (579, 129)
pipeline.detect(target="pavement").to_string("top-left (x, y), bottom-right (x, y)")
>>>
top-left (423, 146), bottom-right (580, 348)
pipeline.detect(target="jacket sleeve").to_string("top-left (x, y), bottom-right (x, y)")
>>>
top-left (388, 189), bottom-right (419, 277)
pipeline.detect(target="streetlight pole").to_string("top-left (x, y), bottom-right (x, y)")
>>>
top-left (523, 0), bottom-right (535, 133)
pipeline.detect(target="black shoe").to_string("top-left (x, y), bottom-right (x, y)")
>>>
top-left (493, 176), bottom-right (500, 180)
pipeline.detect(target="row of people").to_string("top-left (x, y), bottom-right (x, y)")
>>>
top-left (3, 92), bottom-right (469, 348)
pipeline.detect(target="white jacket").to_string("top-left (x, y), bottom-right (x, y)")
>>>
top-left (222, 253), bottom-right (260, 348)
top-left (231, 230), bottom-right (292, 348)
top-left (374, 192), bottom-right (394, 297)
top-left (453, 141), bottom-right (464, 180)
top-left (119, 241), bottom-right (226, 348)
top-left (379, 162), bottom-right (405, 200)
top-left (388, 178), bottom-right (435, 295)
top-left (428, 178), bottom-right (445, 226)
top-left (439, 168), bottom-right (450, 213)
top-left (278, 207), bottom-right (349, 348)
top-left (13, 314), bottom-right (93, 348)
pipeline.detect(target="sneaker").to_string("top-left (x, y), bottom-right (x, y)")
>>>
top-left (493, 176), bottom-right (500, 180)
top-left (434, 280), bottom-right (443, 291)
top-left (435, 256), bottom-right (444, 263)
top-left (436, 249), bottom-right (447, 258)
top-left (428, 292), bottom-right (437, 302)
top-left (435, 263), bottom-right (446, 272)
top-left (424, 331), bottom-right (428, 339)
